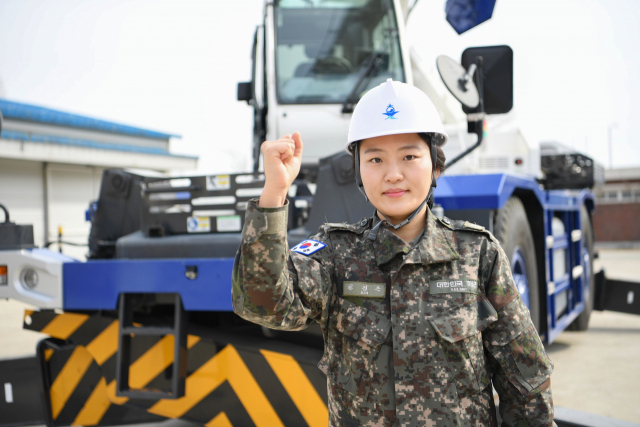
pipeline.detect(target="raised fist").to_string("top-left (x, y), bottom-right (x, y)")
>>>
top-left (259, 132), bottom-right (303, 207)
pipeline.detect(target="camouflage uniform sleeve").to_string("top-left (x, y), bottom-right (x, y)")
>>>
top-left (232, 199), bottom-right (334, 331)
top-left (482, 240), bottom-right (555, 426)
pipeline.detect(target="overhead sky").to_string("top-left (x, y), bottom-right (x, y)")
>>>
top-left (0, 0), bottom-right (638, 174)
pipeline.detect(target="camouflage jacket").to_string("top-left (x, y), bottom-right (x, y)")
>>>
top-left (233, 199), bottom-right (555, 426)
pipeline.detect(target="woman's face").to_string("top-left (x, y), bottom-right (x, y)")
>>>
top-left (359, 133), bottom-right (433, 222)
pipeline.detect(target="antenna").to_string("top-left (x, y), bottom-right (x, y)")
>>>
top-left (436, 55), bottom-right (479, 109)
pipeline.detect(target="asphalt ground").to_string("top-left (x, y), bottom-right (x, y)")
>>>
top-left (1, 248), bottom-right (639, 425)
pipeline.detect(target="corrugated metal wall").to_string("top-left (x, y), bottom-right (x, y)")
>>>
top-left (0, 158), bottom-right (45, 247)
top-left (0, 159), bottom-right (104, 260)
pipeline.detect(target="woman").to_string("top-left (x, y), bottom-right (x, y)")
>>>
top-left (232, 79), bottom-right (554, 426)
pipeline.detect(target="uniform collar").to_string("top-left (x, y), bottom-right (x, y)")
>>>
top-left (372, 209), bottom-right (460, 266)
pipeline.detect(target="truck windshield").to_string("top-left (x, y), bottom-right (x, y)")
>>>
top-left (274, 0), bottom-right (404, 104)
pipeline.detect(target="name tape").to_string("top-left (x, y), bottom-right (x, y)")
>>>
top-left (429, 279), bottom-right (479, 295)
top-left (343, 282), bottom-right (386, 298)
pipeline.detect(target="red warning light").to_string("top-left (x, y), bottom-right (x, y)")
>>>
top-left (0, 265), bottom-right (7, 285)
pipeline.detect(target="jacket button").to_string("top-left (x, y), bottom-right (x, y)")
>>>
top-left (361, 219), bottom-right (368, 226)
top-left (443, 218), bottom-right (450, 224)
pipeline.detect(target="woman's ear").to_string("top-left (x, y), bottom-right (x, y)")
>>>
top-left (435, 167), bottom-right (441, 179)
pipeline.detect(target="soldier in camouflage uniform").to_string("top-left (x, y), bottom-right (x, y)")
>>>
top-left (233, 79), bottom-right (554, 426)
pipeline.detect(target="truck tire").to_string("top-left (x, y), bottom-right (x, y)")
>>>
top-left (494, 197), bottom-right (540, 332)
top-left (568, 205), bottom-right (595, 331)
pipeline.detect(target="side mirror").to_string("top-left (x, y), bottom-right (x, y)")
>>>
top-left (237, 82), bottom-right (252, 104)
top-left (461, 45), bottom-right (513, 115)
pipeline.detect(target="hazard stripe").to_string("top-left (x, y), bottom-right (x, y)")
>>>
top-left (182, 381), bottom-right (254, 426)
top-left (30, 311), bottom-right (330, 426)
top-left (129, 335), bottom-right (175, 390)
top-left (299, 360), bottom-right (328, 403)
top-left (98, 401), bottom-right (165, 426)
top-left (50, 346), bottom-right (93, 420)
top-left (206, 411), bottom-right (233, 427)
top-left (44, 348), bottom-right (54, 361)
top-left (67, 315), bottom-right (114, 345)
top-left (72, 377), bottom-right (110, 426)
top-left (85, 320), bottom-right (119, 366)
top-left (40, 318), bottom-right (198, 425)
top-left (117, 334), bottom-right (202, 405)
top-left (148, 345), bottom-right (284, 427)
top-left (106, 379), bottom-right (129, 406)
top-left (41, 312), bottom-right (89, 340)
top-left (54, 349), bottom-right (104, 426)
top-left (44, 345), bottom-right (75, 390)
top-left (239, 349), bottom-right (307, 426)
top-left (261, 349), bottom-right (328, 427)
top-left (25, 310), bottom-right (57, 332)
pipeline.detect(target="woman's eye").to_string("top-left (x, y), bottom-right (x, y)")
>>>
top-left (370, 157), bottom-right (382, 164)
top-left (404, 155), bottom-right (416, 161)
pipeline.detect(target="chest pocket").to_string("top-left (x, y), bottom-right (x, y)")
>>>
top-left (319, 297), bottom-right (391, 397)
top-left (428, 295), bottom-right (498, 396)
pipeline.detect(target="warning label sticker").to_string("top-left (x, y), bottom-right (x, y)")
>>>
top-left (216, 215), bottom-right (241, 232)
top-left (187, 216), bottom-right (211, 233)
top-left (206, 175), bottom-right (231, 191)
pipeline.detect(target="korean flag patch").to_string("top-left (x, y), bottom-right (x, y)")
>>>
top-left (291, 239), bottom-right (326, 256)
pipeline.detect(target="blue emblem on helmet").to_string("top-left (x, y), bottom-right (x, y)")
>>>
top-left (383, 104), bottom-right (399, 120)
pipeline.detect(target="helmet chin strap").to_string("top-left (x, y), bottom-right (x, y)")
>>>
top-left (352, 139), bottom-right (439, 241)
top-left (353, 144), bottom-right (369, 202)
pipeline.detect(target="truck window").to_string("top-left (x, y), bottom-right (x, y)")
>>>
top-left (274, 0), bottom-right (405, 104)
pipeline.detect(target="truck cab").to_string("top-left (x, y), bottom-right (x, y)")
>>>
top-left (242, 0), bottom-right (415, 170)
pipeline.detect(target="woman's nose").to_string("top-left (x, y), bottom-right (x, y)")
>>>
top-left (384, 162), bottom-right (403, 183)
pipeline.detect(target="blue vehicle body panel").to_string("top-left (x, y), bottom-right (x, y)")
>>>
top-left (434, 173), bottom-right (545, 210)
top-left (434, 173), bottom-right (595, 343)
top-left (63, 258), bottom-right (234, 311)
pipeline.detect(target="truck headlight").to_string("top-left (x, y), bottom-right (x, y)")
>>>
top-left (21, 268), bottom-right (39, 289)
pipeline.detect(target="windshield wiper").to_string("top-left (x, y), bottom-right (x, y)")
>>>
top-left (341, 29), bottom-right (396, 114)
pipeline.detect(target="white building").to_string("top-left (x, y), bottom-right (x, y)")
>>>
top-left (0, 99), bottom-right (197, 259)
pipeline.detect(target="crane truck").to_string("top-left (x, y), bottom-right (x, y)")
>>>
top-left (1, 0), bottom-right (639, 426)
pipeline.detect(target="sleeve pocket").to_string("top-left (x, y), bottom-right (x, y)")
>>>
top-left (484, 297), bottom-right (554, 396)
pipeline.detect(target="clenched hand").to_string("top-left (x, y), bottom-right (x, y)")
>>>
top-left (259, 132), bottom-right (303, 207)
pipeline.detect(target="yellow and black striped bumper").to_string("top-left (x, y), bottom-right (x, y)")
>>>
top-left (24, 310), bottom-right (328, 427)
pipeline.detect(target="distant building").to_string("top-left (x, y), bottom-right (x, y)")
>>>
top-left (592, 167), bottom-right (640, 243)
top-left (0, 99), bottom-right (198, 259)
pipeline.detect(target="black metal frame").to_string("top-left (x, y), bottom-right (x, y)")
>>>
top-left (594, 271), bottom-right (640, 315)
top-left (116, 293), bottom-right (187, 399)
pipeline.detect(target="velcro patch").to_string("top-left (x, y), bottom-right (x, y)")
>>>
top-left (291, 239), bottom-right (326, 256)
top-left (430, 279), bottom-right (479, 294)
top-left (344, 282), bottom-right (386, 298)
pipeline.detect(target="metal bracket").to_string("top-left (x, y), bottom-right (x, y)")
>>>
top-left (116, 293), bottom-right (187, 399)
top-left (594, 270), bottom-right (640, 315)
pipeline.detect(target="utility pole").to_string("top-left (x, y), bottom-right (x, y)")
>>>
top-left (608, 123), bottom-right (618, 170)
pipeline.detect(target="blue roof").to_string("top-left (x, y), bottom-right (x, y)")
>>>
top-left (1, 130), bottom-right (197, 159)
top-left (0, 98), bottom-right (180, 140)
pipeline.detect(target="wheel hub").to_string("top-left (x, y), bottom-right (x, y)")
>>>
top-left (511, 246), bottom-right (530, 310)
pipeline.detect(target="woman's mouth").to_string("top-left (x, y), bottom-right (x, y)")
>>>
top-left (384, 188), bottom-right (407, 198)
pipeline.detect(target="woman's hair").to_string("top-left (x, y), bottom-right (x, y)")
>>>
top-left (348, 133), bottom-right (446, 177)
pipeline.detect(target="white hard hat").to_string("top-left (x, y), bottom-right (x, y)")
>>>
top-left (346, 78), bottom-right (448, 151)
